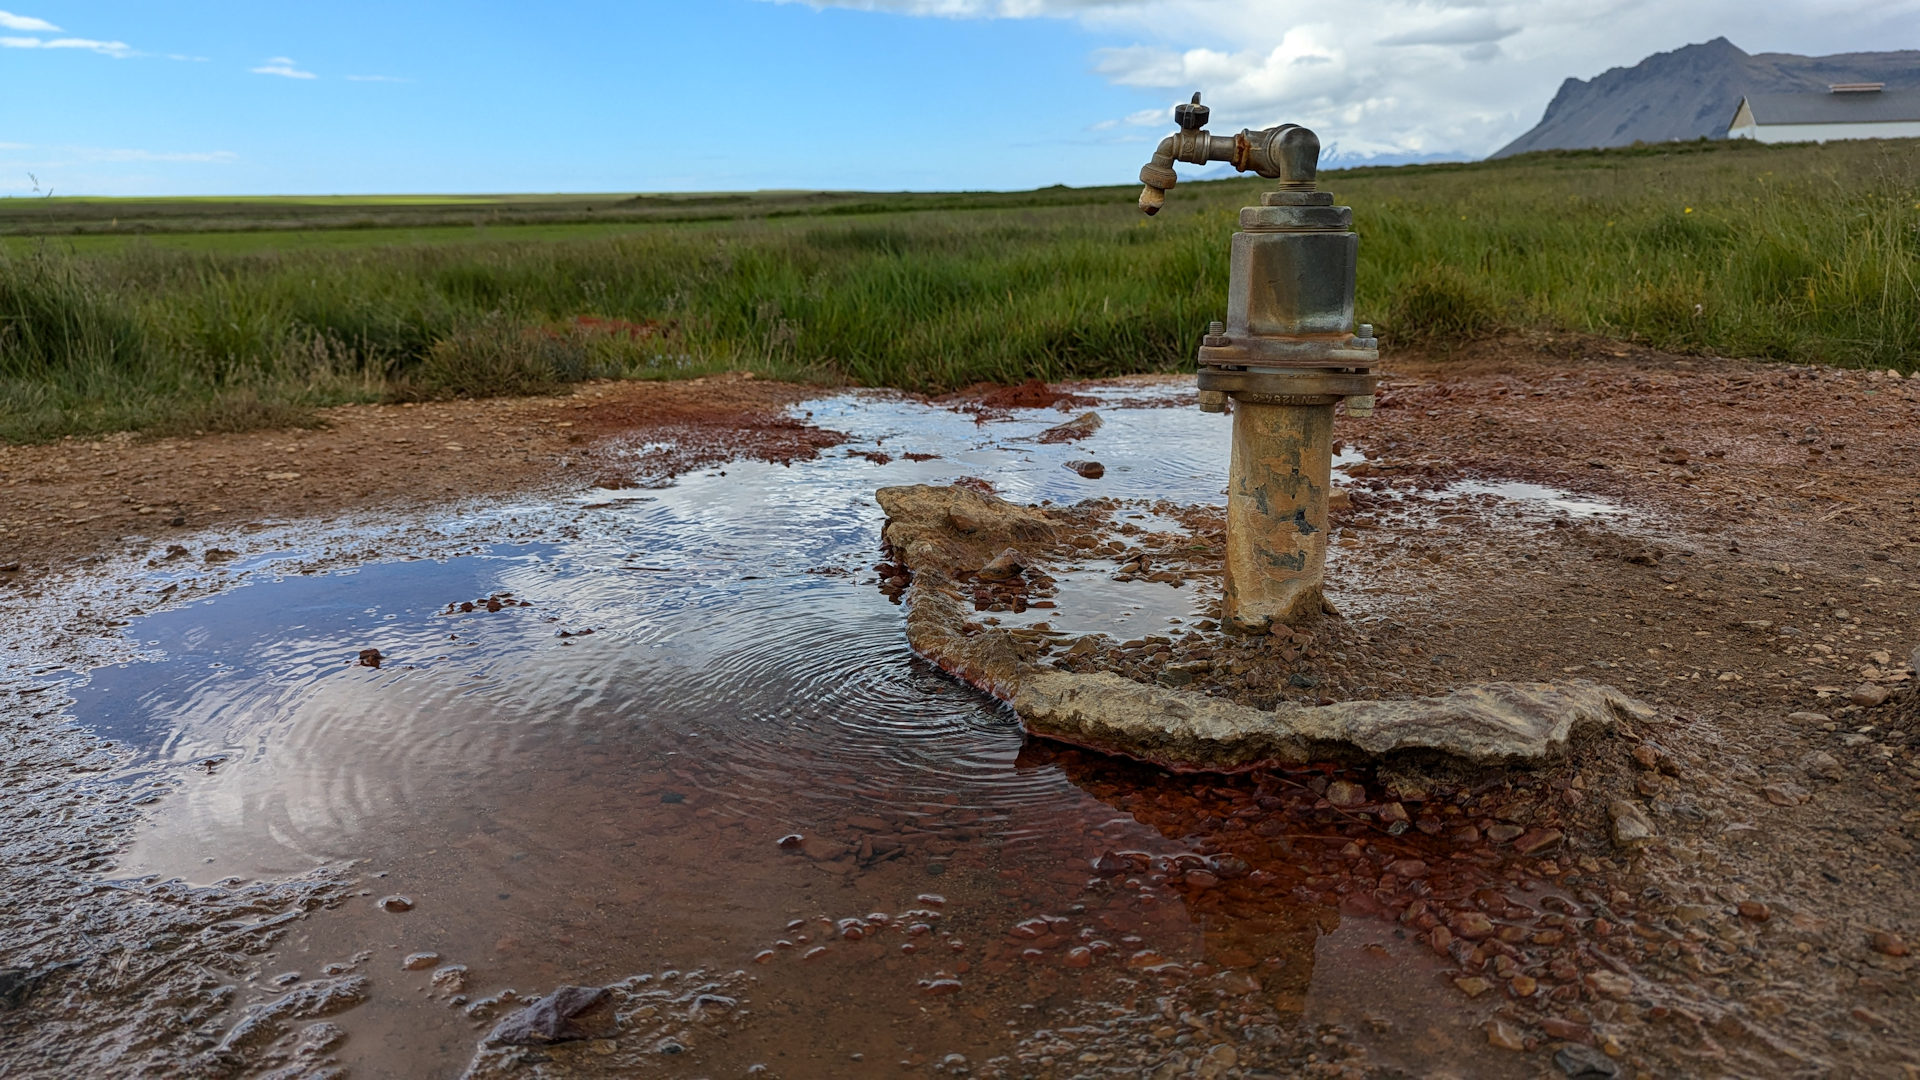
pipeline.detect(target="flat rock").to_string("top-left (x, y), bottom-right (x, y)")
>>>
top-left (1012, 669), bottom-right (1652, 769)
top-left (878, 485), bottom-right (1056, 580)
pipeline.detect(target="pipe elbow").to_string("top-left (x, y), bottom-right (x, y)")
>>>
top-left (1138, 135), bottom-right (1179, 215)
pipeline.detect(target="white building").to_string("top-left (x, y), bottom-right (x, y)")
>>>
top-left (1728, 83), bottom-right (1920, 143)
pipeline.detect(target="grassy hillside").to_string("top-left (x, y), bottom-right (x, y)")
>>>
top-left (2, 136), bottom-right (1915, 442)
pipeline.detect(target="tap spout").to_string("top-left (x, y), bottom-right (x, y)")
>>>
top-left (1137, 96), bottom-right (1322, 215)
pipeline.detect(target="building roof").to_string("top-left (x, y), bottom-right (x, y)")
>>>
top-left (1738, 88), bottom-right (1920, 126)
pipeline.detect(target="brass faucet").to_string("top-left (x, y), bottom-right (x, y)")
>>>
top-left (1136, 93), bottom-right (1321, 216)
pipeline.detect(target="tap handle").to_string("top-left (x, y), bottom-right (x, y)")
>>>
top-left (1174, 92), bottom-right (1209, 131)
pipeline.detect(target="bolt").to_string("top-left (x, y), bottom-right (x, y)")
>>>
top-left (1357, 323), bottom-right (1375, 340)
top-left (1209, 321), bottom-right (1225, 335)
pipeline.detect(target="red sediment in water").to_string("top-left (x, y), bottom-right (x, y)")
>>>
top-left (944, 378), bottom-right (1100, 421)
top-left (580, 375), bottom-right (847, 485)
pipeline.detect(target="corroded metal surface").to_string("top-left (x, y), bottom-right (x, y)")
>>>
top-left (1222, 400), bottom-right (1334, 632)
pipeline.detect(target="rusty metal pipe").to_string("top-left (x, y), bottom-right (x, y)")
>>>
top-left (1222, 397), bottom-right (1336, 632)
top-left (1131, 90), bottom-right (1379, 632)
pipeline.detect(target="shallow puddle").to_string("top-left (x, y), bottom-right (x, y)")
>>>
top-left (1440, 480), bottom-right (1626, 520)
top-left (52, 388), bottom-right (1597, 1077)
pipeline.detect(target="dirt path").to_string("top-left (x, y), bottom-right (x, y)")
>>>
top-left (0, 373), bottom-right (843, 575)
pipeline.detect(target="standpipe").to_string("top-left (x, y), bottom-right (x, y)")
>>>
top-left (1136, 93), bottom-right (1379, 633)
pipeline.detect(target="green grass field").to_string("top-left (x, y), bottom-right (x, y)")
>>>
top-left (2, 136), bottom-right (1915, 443)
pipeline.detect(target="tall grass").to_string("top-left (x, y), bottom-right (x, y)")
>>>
top-left (2, 137), bottom-right (1914, 442)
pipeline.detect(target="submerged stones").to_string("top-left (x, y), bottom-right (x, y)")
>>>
top-left (877, 482), bottom-right (1657, 770)
top-left (1035, 411), bottom-right (1103, 444)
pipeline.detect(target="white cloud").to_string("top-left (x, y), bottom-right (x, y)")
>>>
top-left (251, 56), bottom-right (317, 79)
top-left (763, 0), bottom-right (1920, 159)
top-left (2, 35), bottom-right (134, 57)
top-left (0, 9), bottom-right (57, 31)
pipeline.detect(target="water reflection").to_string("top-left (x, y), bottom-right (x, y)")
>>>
top-left (64, 387), bottom-right (1574, 1075)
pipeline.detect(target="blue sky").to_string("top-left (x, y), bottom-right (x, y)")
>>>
top-left (2, 0), bottom-right (1916, 196)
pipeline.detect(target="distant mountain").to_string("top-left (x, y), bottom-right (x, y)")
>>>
top-left (1494, 37), bottom-right (1920, 158)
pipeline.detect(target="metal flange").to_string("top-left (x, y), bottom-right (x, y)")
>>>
top-left (1196, 366), bottom-right (1378, 399)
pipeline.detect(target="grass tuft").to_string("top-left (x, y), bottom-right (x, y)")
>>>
top-left (1383, 263), bottom-right (1504, 351)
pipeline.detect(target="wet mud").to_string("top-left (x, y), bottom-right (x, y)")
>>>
top-left (2, 343), bottom-right (1918, 1078)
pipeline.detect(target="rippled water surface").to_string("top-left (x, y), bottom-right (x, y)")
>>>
top-left (67, 388), bottom-right (1535, 1077)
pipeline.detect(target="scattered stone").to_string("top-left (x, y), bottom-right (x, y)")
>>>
top-left (431, 965), bottom-right (468, 994)
top-left (1513, 828), bottom-right (1564, 855)
top-left (1485, 824), bottom-right (1524, 844)
top-left (377, 895), bottom-right (413, 913)
top-left (1452, 913), bottom-right (1495, 939)
top-left (1540, 1016), bottom-right (1590, 1041)
top-left (1585, 970), bottom-right (1632, 999)
top-left (1452, 976), bottom-right (1493, 998)
top-left (1786, 711), bottom-right (1830, 724)
top-left (1761, 782), bottom-right (1810, 806)
top-left (976, 548), bottom-right (1028, 583)
top-left (1849, 683), bottom-right (1889, 708)
top-left (358, 648), bottom-right (383, 669)
top-left (1201, 1044), bottom-right (1237, 1071)
top-left (1065, 460), bottom-right (1105, 480)
top-left (1869, 931), bottom-right (1909, 957)
top-left (1554, 1043), bottom-right (1621, 1079)
top-left (1852, 1006), bottom-right (1894, 1030)
top-left (486, 985), bottom-right (613, 1045)
top-left (1608, 800), bottom-right (1656, 849)
top-left (1799, 751), bottom-right (1843, 781)
top-left (1486, 1018), bottom-right (1526, 1051)
top-left (402, 952), bottom-right (441, 970)
top-left (1325, 780), bottom-right (1367, 808)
